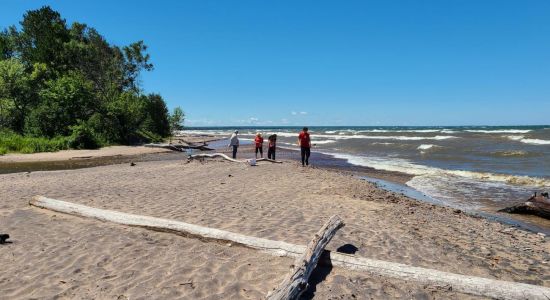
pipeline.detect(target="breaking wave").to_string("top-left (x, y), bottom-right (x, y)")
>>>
top-left (505, 135), bottom-right (550, 145)
top-left (323, 152), bottom-right (550, 187)
top-left (466, 129), bottom-right (532, 134)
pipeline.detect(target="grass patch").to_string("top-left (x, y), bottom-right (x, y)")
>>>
top-left (0, 130), bottom-right (72, 155)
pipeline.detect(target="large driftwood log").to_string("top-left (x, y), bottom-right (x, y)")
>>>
top-left (29, 196), bottom-right (550, 300)
top-left (189, 153), bottom-right (282, 164)
top-left (256, 158), bottom-right (283, 164)
top-left (145, 143), bottom-right (214, 152)
top-left (499, 193), bottom-right (550, 220)
top-left (267, 216), bottom-right (344, 300)
top-left (188, 153), bottom-right (243, 163)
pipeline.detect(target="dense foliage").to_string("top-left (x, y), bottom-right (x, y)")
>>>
top-left (0, 6), bottom-right (183, 152)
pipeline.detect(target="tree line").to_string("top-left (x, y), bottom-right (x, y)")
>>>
top-left (0, 6), bottom-right (183, 151)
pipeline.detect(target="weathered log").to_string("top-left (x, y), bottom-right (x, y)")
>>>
top-left (29, 196), bottom-right (550, 300)
top-left (189, 153), bottom-right (282, 164)
top-left (145, 143), bottom-right (214, 152)
top-left (188, 153), bottom-right (243, 163)
top-left (256, 158), bottom-right (283, 164)
top-left (499, 193), bottom-right (550, 220)
top-left (267, 215), bottom-right (344, 300)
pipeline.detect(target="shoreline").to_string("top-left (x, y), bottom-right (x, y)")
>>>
top-left (1, 136), bottom-right (549, 234)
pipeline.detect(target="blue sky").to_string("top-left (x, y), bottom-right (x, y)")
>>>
top-left (2, 1), bottom-right (550, 126)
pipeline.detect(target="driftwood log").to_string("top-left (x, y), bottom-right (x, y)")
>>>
top-left (145, 143), bottom-right (214, 152)
top-left (499, 193), bottom-right (550, 220)
top-left (189, 153), bottom-right (282, 164)
top-left (267, 215), bottom-right (344, 300)
top-left (29, 196), bottom-right (550, 300)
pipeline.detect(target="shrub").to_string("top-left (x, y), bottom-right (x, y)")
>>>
top-left (68, 123), bottom-right (100, 149)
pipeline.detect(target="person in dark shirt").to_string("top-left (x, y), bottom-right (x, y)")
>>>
top-left (267, 134), bottom-right (277, 160)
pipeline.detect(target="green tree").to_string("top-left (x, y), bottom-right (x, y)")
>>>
top-left (26, 71), bottom-right (96, 137)
top-left (169, 107), bottom-right (185, 143)
top-left (0, 6), bottom-right (174, 150)
top-left (0, 27), bottom-right (17, 59)
top-left (104, 92), bottom-right (147, 144)
top-left (0, 58), bottom-right (46, 132)
top-left (17, 6), bottom-right (70, 73)
top-left (143, 93), bottom-right (170, 137)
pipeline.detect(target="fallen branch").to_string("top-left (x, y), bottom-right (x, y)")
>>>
top-left (29, 196), bottom-right (550, 300)
top-left (189, 153), bottom-right (282, 164)
top-left (256, 158), bottom-right (283, 164)
top-left (267, 215), bottom-right (344, 300)
top-left (188, 153), bottom-right (243, 163)
top-left (145, 143), bottom-right (214, 152)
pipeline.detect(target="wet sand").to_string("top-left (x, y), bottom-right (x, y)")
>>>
top-left (1, 143), bottom-right (549, 299)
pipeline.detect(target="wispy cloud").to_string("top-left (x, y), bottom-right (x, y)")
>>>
top-left (186, 118), bottom-right (218, 126)
top-left (299, 111), bottom-right (308, 115)
top-left (291, 111), bottom-right (297, 115)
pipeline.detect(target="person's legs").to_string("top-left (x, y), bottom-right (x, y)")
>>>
top-left (305, 147), bottom-right (311, 165)
top-left (300, 147), bottom-right (306, 166)
top-left (272, 148), bottom-right (276, 160)
top-left (267, 147), bottom-right (272, 159)
top-left (259, 146), bottom-right (263, 158)
top-left (233, 146), bottom-right (238, 159)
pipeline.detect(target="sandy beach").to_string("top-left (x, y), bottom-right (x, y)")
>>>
top-left (1, 145), bottom-right (549, 299)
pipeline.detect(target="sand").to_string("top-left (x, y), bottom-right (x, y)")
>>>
top-left (1, 148), bottom-right (549, 299)
top-left (0, 146), bottom-right (172, 163)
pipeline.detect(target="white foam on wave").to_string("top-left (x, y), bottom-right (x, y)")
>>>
top-left (505, 135), bottom-right (550, 145)
top-left (312, 140), bottom-right (336, 145)
top-left (228, 131), bottom-right (459, 141)
top-left (322, 152), bottom-right (550, 187)
top-left (310, 134), bottom-right (458, 141)
top-left (467, 129), bottom-right (532, 134)
top-left (506, 135), bottom-right (524, 141)
top-left (520, 139), bottom-right (550, 145)
top-left (417, 144), bottom-right (435, 150)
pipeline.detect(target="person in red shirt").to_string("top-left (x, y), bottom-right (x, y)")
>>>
top-left (297, 127), bottom-right (311, 166)
top-left (254, 133), bottom-right (264, 159)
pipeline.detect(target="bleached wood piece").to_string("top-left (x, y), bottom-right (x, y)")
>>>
top-left (189, 153), bottom-right (282, 164)
top-left (188, 153), bottom-right (244, 163)
top-left (267, 215), bottom-right (344, 300)
top-left (29, 196), bottom-right (550, 300)
top-left (256, 158), bottom-right (283, 164)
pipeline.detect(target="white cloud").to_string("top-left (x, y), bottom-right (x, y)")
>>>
top-left (291, 111), bottom-right (297, 115)
top-left (299, 111), bottom-right (308, 115)
top-left (186, 118), bottom-right (217, 126)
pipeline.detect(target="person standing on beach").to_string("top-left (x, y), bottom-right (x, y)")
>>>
top-left (267, 134), bottom-right (277, 160)
top-left (254, 133), bottom-right (264, 159)
top-left (228, 130), bottom-right (239, 159)
top-left (298, 127), bottom-right (311, 166)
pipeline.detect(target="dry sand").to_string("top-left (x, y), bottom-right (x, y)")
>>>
top-left (1, 147), bottom-right (549, 299)
top-left (0, 146), bottom-right (171, 163)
